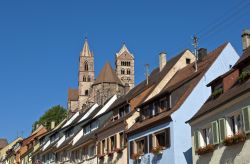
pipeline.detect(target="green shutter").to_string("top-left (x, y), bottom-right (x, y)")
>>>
top-left (194, 131), bottom-right (200, 149)
top-left (211, 121), bottom-right (219, 144)
top-left (218, 118), bottom-right (227, 142)
top-left (242, 106), bottom-right (250, 134)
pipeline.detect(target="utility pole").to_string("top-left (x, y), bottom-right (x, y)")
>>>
top-left (145, 64), bottom-right (150, 85)
top-left (192, 35), bottom-right (199, 72)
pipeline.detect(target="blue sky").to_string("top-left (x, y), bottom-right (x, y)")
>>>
top-left (0, 0), bottom-right (249, 142)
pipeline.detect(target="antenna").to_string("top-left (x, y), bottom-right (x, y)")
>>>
top-left (192, 35), bottom-right (199, 72)
top-left (145, 64), bottom-right (150, 85)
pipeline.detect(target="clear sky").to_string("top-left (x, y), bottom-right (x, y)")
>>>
top-left (0, 0), bottom-right (249, 142)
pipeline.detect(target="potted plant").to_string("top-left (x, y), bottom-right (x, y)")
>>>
top-left (223, 133), bottom-right (246, 146)
top-left (108, 151), bottom-right (114, 157)
top-left (238, 71), bottom-right (250, 83)
top-left (212, 88), bottom-right (223, 98)
top-left (151, 146), bottom-right (164, 155)
top-left (131, 153), bottom-right (141, 160)
top-left (114, 148), bottom-right (123, 154)
top-left (195, 144), bottom-right (215, 155)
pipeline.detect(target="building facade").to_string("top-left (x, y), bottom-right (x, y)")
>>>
top-left (188, 46), bottom-right (250, 164)
top-left (127, 43), bottom-right (239, 164)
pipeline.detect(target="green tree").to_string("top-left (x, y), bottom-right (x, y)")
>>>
top-left (33, 105), bottom-right (67, 131)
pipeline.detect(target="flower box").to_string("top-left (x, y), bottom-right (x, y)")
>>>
top-left (108, 152), bottom-right (114, 157)
top-left (195, 144), bottom-right (215, 155)
top-left (131, 153), bottom-right (142, 160)
top-left (151, 146), bottom-right (164, 155)
top-left (98, 154), bottom-right (105, 160)
top-left (114, 148), bottom-right (123, 154)
top-left (223, 133), bottom-right (246, 146)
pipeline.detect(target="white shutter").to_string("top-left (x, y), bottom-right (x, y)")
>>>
top-left (218, 118), bottom-right (227, 142)
top-left (242, 106), bottom-right (250, 134)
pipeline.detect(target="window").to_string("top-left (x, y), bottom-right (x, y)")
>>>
top-left (127, 69), bottom-right (131, 75)
top-left (141, 104), bottom-right (154, 120)
top-left (121, 69), bottom-right (125, 74)
top-left (101, 140), bottom-right (106, 154)
top-left (85, 90), bottom-right (88, 96)
top-left (65, 128), bottom-right (73, 138)
top-left (227, 112), bottom-right (243, 135)
top-left (110, 136), bottom-right (116, 151)
top-left (135, 137), bottom-right (148, 155)
top-left (119, 105), bottom-right (130, 118)
top-left (87, 76), bottom-right (91, 82)
top-left (186, 58), bottom-right (191, 64)
top-left (84, 61), bottom-right (88, 71)
top-left (91, 121), bottom-right (98, 131)
top-left (159, 99), bottom-right (168, 112)
top-left (119, 132), bottom-right (125, 148)
top-left (151, 128), bottom-right (170, 150)
top-left (83, 76), bottom-right (86, 82)
top-left (201, 126), bottom-right (213, 146)
top-left (84, 125), bottom-right (91, 135)
top-left (88, 145), bottom-right (95, 158)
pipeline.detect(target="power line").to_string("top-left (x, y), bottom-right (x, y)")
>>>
top-left (197, 0), bottom-right (249, 36)
top-left (200, 7), bottom-right (250, 41)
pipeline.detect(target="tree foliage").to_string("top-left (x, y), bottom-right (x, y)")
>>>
top-left (33, 105), bottom-right (67, 131)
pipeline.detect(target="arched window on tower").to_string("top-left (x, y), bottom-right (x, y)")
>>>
top-left (87, 76), bottom-right (91, 82)
top-left (84, 61), bottom-right (89, 71)
top-left (83, 76), bottom-right (86, 82)
top-left (127, 69), bottom-right (131, 75)
top-left (121, 69), bottom-right (125, 74)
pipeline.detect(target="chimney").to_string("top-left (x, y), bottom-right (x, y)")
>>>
top-left (198, 48), bottom-right (207, 62)
top-left (159, 52), bottom-right (167, 71)
top-left (51, 121), bottom-right (55, 130)
top-left (242, 29), bottom-right (250, 51)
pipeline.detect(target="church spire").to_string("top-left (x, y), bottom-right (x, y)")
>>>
top-left (80, 37), bottom-right (92, 57)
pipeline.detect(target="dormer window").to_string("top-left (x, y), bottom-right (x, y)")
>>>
top-left (238, 70), bottom-right (250, 83)
top-left (211, 83), bottom-right (223, 98)
top-left (186, 58), bottom-right (191, 64)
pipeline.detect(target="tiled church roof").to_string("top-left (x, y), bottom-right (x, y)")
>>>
top-left (93, 62), bottom-right (123, 86)
top-left (68, 88), bottom-right (78, 101)
top-left (0, 138), bottom-right (8, 149)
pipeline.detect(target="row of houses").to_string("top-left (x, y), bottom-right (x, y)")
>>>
top-left (1, 30), bottom-right (250, 164)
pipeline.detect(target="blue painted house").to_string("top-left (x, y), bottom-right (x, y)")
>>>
top-left (126, 43), bottom-right (239, 164)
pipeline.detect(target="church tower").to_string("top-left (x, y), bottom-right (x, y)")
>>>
top-left (115, 43), bottom-right (135, 91)
top-left (78, 38), bottom-right (94, 110)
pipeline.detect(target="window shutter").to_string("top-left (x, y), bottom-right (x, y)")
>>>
top-left (144, 136), bottom-right (148, 154)
top-left (149, 134), bottom-right (153, 152)
top-left (114, 135), bottom-right (117, 149)
top-left (107, 138), bottom-right (109, 153)
top-left (129, 141), bottom-right (134, 159)
top-left (165, 127), bottom-right (171, 148)
top-left (97, 142), bottom-right (101, 155)
top-left (194, 131), bottom-right (200, 150)
top-left (218, 118), bottom-right (227, 142)
top-left (211, 121), bottom-right (219, 144)
top-left (242, 106), bottom-right (250, 134)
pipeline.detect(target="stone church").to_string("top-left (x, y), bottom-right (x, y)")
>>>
top-left (68, 38), bottom-right (135, 112)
